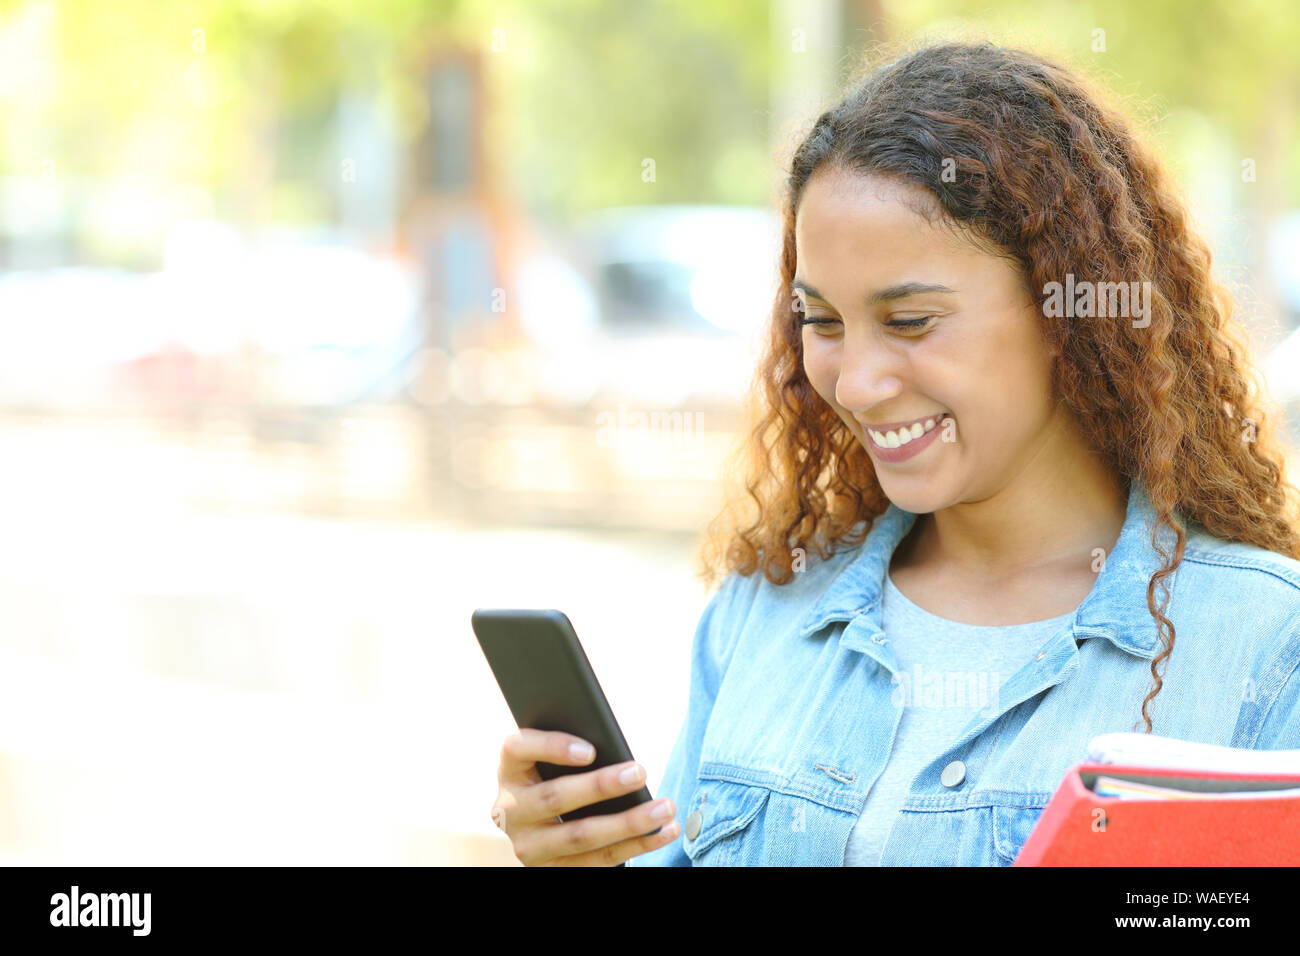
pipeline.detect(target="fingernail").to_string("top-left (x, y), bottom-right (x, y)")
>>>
top-left (619, 763), bottom-right (643, 785)
top-left (570, 741), bottom-right (595, 762)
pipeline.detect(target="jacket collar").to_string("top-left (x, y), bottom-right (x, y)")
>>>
top-left (795, 479), bottom-right (1179, 661)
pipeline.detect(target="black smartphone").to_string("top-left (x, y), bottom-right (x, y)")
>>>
top-left (472, 608), bottom-right (661, 835)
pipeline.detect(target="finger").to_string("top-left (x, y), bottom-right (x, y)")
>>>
top-left (499, 729), bottom-right (595, 784)
top-left (560, 821), bottom-right (682, 867)
top-left (511, 758), bottom-right (650, 827)
top-left (517, 796), bottom-right (678, 865)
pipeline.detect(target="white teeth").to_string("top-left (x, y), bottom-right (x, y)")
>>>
top-left (869, 415), bottom-right (946, 449)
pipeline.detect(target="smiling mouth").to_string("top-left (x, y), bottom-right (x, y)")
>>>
top-left (866, 414), bottom-right (951, 450)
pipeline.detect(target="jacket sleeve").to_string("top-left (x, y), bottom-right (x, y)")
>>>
top-left (624, 571), bottom-right (752, 866)
top-left (1253, 646), bottom-right (1300, 750)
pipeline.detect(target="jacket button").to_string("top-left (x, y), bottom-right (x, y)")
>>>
top-left (940, 760), bottom-right (966, 788)
top-left (684, 810), bottom-right (703, 841)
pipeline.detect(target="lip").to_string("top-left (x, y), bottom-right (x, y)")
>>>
top-left (862, 413), bottom-right (951, 464)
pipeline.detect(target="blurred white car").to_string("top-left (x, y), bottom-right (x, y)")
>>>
top-left (0, 226), bottom-right (425, 411)
top-left (513, 204), bottom-right (782, 407)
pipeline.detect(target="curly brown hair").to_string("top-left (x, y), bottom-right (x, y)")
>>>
top-left (697, 40), bottom-right (1300, 734)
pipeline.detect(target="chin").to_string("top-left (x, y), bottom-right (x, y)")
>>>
top-left (875, 475), bottom-right (948, 515)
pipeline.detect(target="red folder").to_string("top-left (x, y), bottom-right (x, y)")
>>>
top-left (1013, 762), bottom-right (1300, 865)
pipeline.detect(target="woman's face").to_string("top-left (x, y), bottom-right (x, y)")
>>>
top-left (794, 166), bottom-right (1060, 515)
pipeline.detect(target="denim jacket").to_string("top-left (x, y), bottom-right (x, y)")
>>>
top-left (627, 479), bottom-right (1300, 866)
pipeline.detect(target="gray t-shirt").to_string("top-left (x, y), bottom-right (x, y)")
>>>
top-left (843, 570), bottom-right (1075, 866)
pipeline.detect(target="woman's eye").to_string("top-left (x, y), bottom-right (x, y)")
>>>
top-left (885, 315), bottom-right (936, 331)
top-left (799, 315), bottom-right (936, 333)
top-left (797, 317), bottom-right (841, 333)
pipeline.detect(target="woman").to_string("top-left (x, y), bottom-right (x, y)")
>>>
top-left (493, 41), bottom-right (1300, 866)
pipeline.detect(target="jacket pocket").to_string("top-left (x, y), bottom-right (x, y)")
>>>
top-left (681, 778), bottom-right (771, 865)
top-left (992, 802), bottom-right (1048, 865)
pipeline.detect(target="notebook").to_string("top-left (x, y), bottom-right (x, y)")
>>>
top-left (1012, 733), bottom-right (1300, 865)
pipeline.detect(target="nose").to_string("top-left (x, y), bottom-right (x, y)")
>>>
top-left (833, 326), bottom-right (905, 413)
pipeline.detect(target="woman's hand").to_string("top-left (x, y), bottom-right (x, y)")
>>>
top-left (492, 728), bottom-right (681, 866)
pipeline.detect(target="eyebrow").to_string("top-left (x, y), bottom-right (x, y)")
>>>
top-left (791, 279), bottom-right (958, 305)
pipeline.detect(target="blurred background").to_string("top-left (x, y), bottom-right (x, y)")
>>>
top-left (0, 0), bottom-right (1296, 865)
